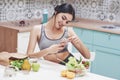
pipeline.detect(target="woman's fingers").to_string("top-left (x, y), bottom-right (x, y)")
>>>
top-left (48, 44), bottom-right (65, 54)
top-left (68, 36), bottom-right (76, 42)
top-left (60, 38), bottom-right (68, 47)
top-left (68, 36), bottom-right (79, 43)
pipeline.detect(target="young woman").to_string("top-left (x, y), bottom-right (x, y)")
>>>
top-left (27, 3), bottom-right (90, 65)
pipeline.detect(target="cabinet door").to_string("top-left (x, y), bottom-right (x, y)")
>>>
top-left (91, 46), bottom-right (120, 79)
top-left (94, 31), bottom-right (120, 50)
top-left (0, 26), bottom-right (18, 52)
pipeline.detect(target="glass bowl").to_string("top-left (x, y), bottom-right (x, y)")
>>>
top-left (68, 68), bottom-right (87, 77)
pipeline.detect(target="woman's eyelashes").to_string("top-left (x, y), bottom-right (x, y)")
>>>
top-left (62, 16), bottom-right (72, 24)
top-left (66, 21), bottom-right (70, 24)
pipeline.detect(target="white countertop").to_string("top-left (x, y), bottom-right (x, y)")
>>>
top-left (0, 60), bottom-right (117, 80)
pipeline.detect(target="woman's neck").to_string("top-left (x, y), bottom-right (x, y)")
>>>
top-left (46, 17), bottom-right (55, 29)
top-left (46, 16), bottom-right (63, 32)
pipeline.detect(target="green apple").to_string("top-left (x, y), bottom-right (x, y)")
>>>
top-left (32, 63), bottom-right (40, 72)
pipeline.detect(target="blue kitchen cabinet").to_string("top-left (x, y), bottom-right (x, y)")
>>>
top-left (91, 31), bottom-right (120, 79)
top-left (91, 46), bottom-right (120, 79)
top-left (73, 27), bottom-right (94, 52)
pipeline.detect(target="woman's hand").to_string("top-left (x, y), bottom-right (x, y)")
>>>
top-left (47, 44), bottom-right (65, 54)
top-left (60, 38), bottom-right (69, 47)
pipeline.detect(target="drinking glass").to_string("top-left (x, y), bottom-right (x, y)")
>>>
top-left (4, 65), bottom-right (16, 77)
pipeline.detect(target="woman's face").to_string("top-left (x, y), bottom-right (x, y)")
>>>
top-left (54, 13), bottom-right (73, 29)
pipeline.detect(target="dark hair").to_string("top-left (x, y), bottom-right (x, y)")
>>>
top-left (54, 3), bottom-right (75, 20)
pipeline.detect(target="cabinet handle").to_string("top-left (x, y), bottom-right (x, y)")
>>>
top-left (108, 34), bottom-right (111, 40)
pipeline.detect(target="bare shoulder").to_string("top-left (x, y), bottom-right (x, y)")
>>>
top-left (32, 24), bottom-right (42, 32)
top-left (31, 24), bottom-right (42, 34)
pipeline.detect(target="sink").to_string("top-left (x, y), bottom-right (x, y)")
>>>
top-left (100, 25), bottom-right (120, 30)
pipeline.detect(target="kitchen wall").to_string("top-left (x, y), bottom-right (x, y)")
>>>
top-left (0, 0), bottom-right (120, 22)
top-left (72, 0), bottom-right (120, 22)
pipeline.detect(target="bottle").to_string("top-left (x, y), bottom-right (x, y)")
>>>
top-left (42, 9), bottom-right (48, 23)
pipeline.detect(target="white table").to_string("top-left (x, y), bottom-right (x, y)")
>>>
top-left (0, 60), bottom-right (117, 80)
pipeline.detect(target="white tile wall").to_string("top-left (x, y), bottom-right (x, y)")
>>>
top-left (0, 0), bottom-right (120, 22)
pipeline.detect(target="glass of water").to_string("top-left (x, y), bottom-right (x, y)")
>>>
top-left (4, 65), bottom-right (16, 77)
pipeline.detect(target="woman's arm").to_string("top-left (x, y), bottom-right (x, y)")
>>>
top-left (27, 25), bottom-right (49, 58)
top-left (68, 28), bottom-right (90, 59)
